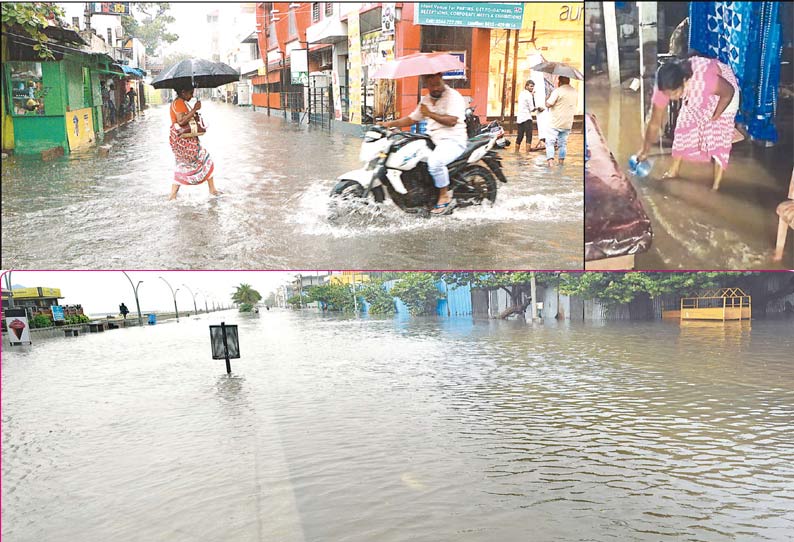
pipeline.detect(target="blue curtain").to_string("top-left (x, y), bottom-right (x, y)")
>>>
top-left (689, 1), bottom-right (782, 143)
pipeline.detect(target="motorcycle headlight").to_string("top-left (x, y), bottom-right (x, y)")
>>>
top-left (360, 139), bottom-right (388, 162)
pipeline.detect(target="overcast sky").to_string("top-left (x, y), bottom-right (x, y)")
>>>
top-left (2, 270), bottom-right (315, 316)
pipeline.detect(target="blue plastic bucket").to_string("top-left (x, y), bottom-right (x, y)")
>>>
top-left (628, 155), bottom-right (653, 178)
top-left (147, 314), bottom-right (156, 325)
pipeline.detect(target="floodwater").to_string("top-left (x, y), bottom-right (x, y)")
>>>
top-left (3, 310), bottom-right (793, 541)
top-left (1, 102), bottom-right (582, 269)
top-left (586, 86), bottom-right (793, 269)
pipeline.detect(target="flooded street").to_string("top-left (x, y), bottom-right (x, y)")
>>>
top-left (3, 310), bottom-right (793, 541)
top-left (587, 86), bottom-right (792, 270)
top-left (1, 102), bottom-right (582, 269)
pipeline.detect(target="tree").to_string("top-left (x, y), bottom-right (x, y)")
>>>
top-left (389, 273), bottom-right (444, 316)
top-left (305, 283), bottom-right (355, 312)
top-left (121, 2), bottom-right (178, 56)
top-left (360, 279), bottom-right (396, 316)
top-left (1, 2), bottom-right (65, 60)
top-left (232, 283), bottom-right (262, 311)
top-left (557, 272), bottom-right (759, 304)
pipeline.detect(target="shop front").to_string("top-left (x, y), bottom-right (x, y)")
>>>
top-left (486, 2), bottom-right (584, 120)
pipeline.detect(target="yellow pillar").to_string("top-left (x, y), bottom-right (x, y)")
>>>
top-left (1, 36), bottom-right (15, 151)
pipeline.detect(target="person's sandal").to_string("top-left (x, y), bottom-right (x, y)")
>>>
top-left (431, 200), bottom-right (456, 215)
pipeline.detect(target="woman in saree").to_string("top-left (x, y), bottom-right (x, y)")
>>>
top-left (168, 85), bottom-right (220, 200)
top-left (637, 55), bottom-right (740, 191)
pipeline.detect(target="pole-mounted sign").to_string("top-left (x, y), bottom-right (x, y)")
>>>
top-left (209, 322), bottom-right (240, 374)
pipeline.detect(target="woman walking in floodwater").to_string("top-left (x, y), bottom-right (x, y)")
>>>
top-left (168, 85), bottom-right (220, 200)
top-left (637, 55), bottom-right (740, 191)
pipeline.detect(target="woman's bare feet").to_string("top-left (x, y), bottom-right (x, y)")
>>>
top-left (168, 185), bottom-right (180, 200)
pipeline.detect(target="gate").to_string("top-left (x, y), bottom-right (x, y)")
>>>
top-left (308, 85), bottom-right (333, 129)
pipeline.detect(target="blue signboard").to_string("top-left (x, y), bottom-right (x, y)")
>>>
top-left (415, 2), bottom-right (525, 30)
top-left (51, 305), bottom-right (65, 321)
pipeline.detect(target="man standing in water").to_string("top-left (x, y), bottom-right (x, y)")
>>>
top-left (545, 76), bottom-right (578, 167)
top-left (379, 73), bottom-right (467, 215)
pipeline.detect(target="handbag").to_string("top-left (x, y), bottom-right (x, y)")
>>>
top-left (172, 100), bottom-right (207, 138)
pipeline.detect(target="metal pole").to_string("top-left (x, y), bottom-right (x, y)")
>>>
top-left (159, 277), bottom-right (179, 322)
top-left (353, 273), bottom-right (358, 313)
top-left (221, 321), bottom-right (231, 374)
top-left (182, 284), bottom-right (198, 316)
top-left (500, 29), bottom-right (511, 121)
top-left (603, 1), bottom-right (621, 87)
top-left (509, 29), bottom-right (520, 121)
top-left (123, 271), bottom-right (144, 327)
top-left (5, 271), bottom-right (14, 309)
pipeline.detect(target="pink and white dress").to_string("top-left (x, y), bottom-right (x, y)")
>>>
top-left (652, 56), bottom-right (740, 170)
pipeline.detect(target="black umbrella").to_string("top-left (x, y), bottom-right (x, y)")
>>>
top-left (151, 58), bottom-right (240, 89)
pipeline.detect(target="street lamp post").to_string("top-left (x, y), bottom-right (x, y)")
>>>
top-left (4, 271), bottom-right (14, 309)
top-left (182, 284), bottom-right (198, 316)
top-left (159, 277), bottom-right (180, 322)
top-left (122, 271), bottom-right (144, 327)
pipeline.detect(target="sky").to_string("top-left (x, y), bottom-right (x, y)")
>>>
top-left (2, 270), bottom-right (312, 316)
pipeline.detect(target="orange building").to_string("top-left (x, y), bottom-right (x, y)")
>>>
top-left (254, 3), bottom-right (547, 128)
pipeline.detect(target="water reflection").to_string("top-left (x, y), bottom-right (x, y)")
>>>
top-left (2, 311), bottom-right (792, 541)
top-left (2, 103), bottom-right (582, 269)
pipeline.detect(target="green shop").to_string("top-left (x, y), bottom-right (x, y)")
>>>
top-left (2, 26), bottom-right (122, 155)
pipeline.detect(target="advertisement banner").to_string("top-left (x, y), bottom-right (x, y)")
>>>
top-left (90, 2), bottom-right (130, 15)
top-left (382, 3), bottom-right (396, 35)
top-left (290, 49), bottom-right (309, 85)
top-left (331, 69), bottom-right (343, 120)
top-left (6, 316), bottom-right (32, 345)
top-left (11, 287), bottom-right (40, 298)
top-left (40, 287), bottom-right (61, 298)
top-left (51, 306), bottom-right (65, 322)
top-left (415, 2), bottom-right (524, 29)
top-left (65, 107), bottom-right (96, 151)
top-left (348, 11), bottom-right (362, 124)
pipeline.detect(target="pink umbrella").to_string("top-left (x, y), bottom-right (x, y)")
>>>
top-left (370, 52), bottom-right (466, 80)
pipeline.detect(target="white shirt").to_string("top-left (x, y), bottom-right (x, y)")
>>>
top-left (409, 86), bottom-right (467, 145)
top-left (516, 89), bottom-right (536, 124)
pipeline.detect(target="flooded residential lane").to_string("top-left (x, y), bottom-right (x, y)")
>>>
top-left (1, 102), bottom-right (582, 269)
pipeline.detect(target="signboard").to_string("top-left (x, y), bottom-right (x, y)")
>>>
top-left (290, 49), bottom-right (309, 85)
top-left (267, 49), bottom-right (282, 65)
top-left (442, 51), bottom-right (466, 80)
top-left (6, 315), bottom-right (32, 345)
top-left (51, 306), bottom-right (65, 322)
top-left (382, 3), bottom-right (396, 36)
top-left (210, 325), bottom-right (240, 359)
top-left (11, 287), bottom-right (40, 298)
top-left (65, 107), bottom-right (96, 151)
top-left (415, 2), bottom-right (525, 29)
top-left (331, 69), bottom-right (343, 120)
top-left (41, 287), bottom-right (62, 298)
top-left (348, 11), bottom-right (362, 124)
top-left (90, 2), bottom-right (130, 15)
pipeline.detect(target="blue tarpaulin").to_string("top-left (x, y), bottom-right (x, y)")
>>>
top-left (118, 65), bottom-right (146, 78)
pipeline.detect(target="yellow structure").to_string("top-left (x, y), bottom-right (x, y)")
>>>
top-left (663, 288), bottom-right (752, 321)
top-left (330, 272), bottom-right (371, 285)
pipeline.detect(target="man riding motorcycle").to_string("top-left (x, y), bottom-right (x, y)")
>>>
top-left (379, 73), bottom-right (467, 215)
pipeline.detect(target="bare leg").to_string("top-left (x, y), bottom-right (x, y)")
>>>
top-left (436, 186), bottom-right (451, 206)
top-left (712, 160), bottom-right (724, 191)
top-left (774, 217), bottom-right (788, 262)
top-left (169, 184), bottom-right (180, 200)
top-left (662, 157), bottom-right (683, 179)
top-left (207, 177), bottom-right (221, 196)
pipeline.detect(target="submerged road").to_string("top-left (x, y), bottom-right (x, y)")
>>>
top-left (1, 102), bottom-right (583, 269)
top-left (3, 310), bottom-right (793, 541)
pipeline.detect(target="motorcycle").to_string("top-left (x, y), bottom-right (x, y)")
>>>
top-left (331, 125), bottom-right (508, 216)
top-left (466, 104), bottom-right (510, 148)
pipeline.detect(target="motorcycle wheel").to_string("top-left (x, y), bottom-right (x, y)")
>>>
top-left (331, 180), bottom-right (385, 203)
top-left (455, 164), bottom-right (498, 205)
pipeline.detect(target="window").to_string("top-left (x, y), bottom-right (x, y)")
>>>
top-left (107, 28), bottom-right (113, 45)
top-left (420, 26), bottom-right (473, 89)
top-left (72, 16), bottom-right (80, 28)
top-left (9, 62), bottom-right (46, 116)
top-left (288, 9), bottom-right (297, 36)
top-left (268, 21), bottom-right (277, 48)
top-left (312, 3), bottom-right (320, 22)
top-left (324, 2), bottom-right (334, 17)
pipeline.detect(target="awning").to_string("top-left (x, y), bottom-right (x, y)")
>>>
top-left (42, 25), bottom-right (88, 46)
top-left (242, 31), bottom-right (259, 44)
top-left (118, 65), bottom-right (147, 78)
top-left (306, 16), bottom-right (347, 44)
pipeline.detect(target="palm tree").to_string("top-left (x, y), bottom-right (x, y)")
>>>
top-left (232, 283), bottom-right (262, 310)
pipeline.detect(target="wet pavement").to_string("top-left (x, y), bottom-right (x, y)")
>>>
top-left (3, 310), bottom-right (793, 541)
top-left (1, 102), bottom-right (583, 269)
top-left (587, 86), bottom-right (793, 270)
